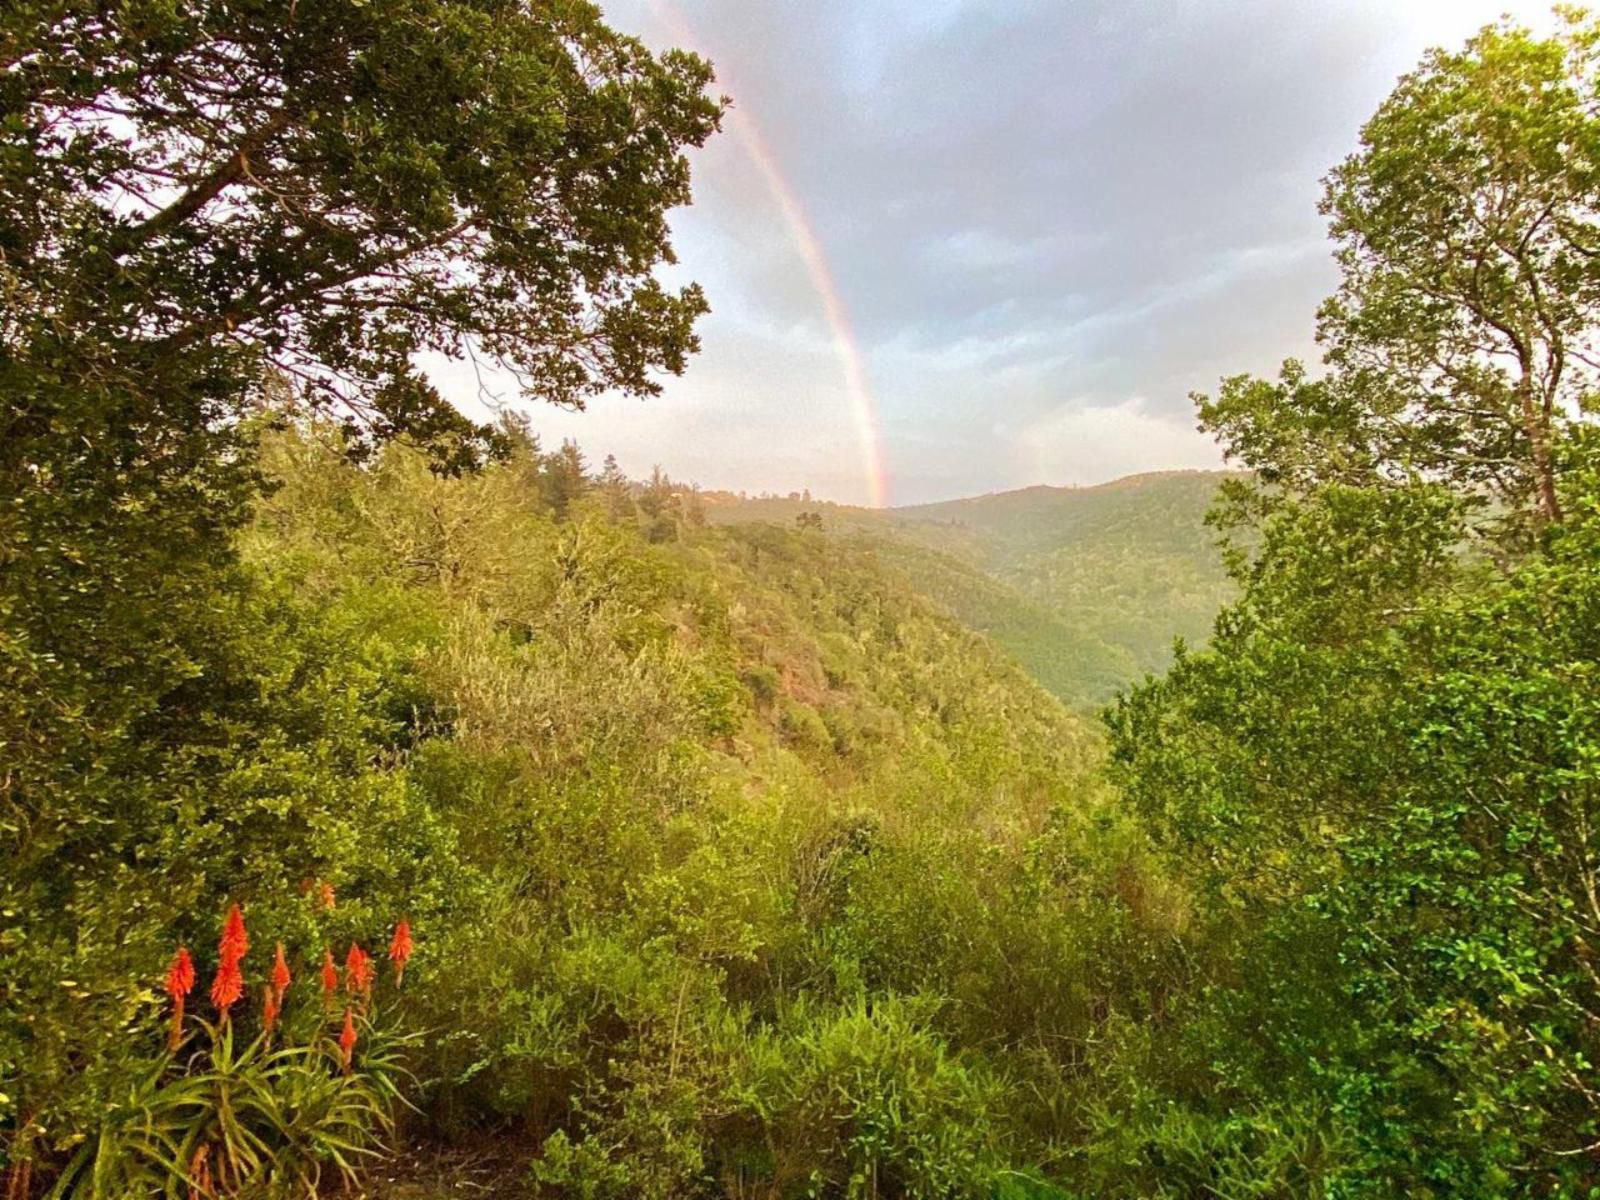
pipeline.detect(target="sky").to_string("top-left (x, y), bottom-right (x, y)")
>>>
top-left (435, 0), bottom-right (1563, 507)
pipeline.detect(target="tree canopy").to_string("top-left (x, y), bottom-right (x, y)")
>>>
top-left (2, 0), bottom-right (722, 455)
top-left (1203, 15), bottom-right (1600, 543)
top-left (1108, 13), bottom-right (1600, 1194)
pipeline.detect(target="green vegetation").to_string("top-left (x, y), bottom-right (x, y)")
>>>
top-left (1097, 14), bottom-right (1600, 1193)
top-left (858, 537), bottom-right (1137, 705)
top-left (4, 5), bottom-right (1600, 1199)
top-left (707, 471), bottom-right (1237, 706)
top-left (8, 419), bottom-right (1166, 1197)
top-left (240, 426), bottom-right (1134, 1199)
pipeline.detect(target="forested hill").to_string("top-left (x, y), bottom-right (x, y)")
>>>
top-left (11, 413), bottom-right (1135, 1199)
top-left (237, 428), bottom-right (1120, 1193)
top-left (244, 427), bottom-right (1098, 809)
top-left (704, 470), bottom-right (1237, 704)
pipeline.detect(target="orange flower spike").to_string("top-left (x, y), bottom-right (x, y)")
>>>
top-left (209, 903), bottom-right (248, 1024)
top-left (218, 903), bottom-right (248, 968)
top-left (344, 943), bottom-right (375, 998)
top-left (262, 983), bottom-right (280, 1032)
top-left (319, 881), bottom-right (336, 912)
top-left (165, 946), bottom-right (195, 1051)
top-left (271, 941), bottom-right (291, 1001)
top-left (165, 946), bottom-right (196, 1000)
top-left (209, 958), bottom-right (243, 1021)
top-left (320, 949), bottom-right (339, 1002)
top-left (388, 919), bottom-right (413, 986)
top-left (338, 1007), bottom-right (357, 1074)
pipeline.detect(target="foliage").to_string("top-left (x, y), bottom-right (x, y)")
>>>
top-left (726, 997), bottom-right (1010, 1200)
top-left (1, 0), bottom-right (722, 444)
top-left (1100, 14), bottom-right (1600, 1195)
top-left (705, 471), bottom-right (1238, 706)
top-left (48, 1019), bottom-right (407, 1200)
top-left (5, 419), bottom-right (1176, 1195)
top-left (23, 903), bottom-right (412, 1200)
top-left (1302, 12), bottom-right (1599, 530)
top-left (1107, 440), bottom-right (1600, 1195)
top-left (1, 2), bottom-right (721, 1188)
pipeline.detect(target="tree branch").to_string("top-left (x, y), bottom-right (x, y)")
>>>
top-left (116, 109), bottom-right (290, 252)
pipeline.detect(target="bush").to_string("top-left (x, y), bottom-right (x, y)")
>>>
top-left (723, 997), bottom-right (1012, 1199)
top-left (778, 699), bottom-right (833, 756)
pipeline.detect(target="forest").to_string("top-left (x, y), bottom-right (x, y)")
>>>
top-left (2, 3), bottom-right (1599, 1198)
top-left (704, 471), bottom-right (1238, 706)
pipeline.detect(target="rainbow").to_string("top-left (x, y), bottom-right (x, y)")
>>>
top-left (646, 1), bottom-right (890, 508)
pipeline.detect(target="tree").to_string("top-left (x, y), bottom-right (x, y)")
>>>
top-left (637, 465), bottom-right (677, 519)
top-left (600, 453), bottom-right (635, 521)
top-left (541, 440), bottom-right (589, 520)
top-left (1110, 15), bottom-right (1600, 1192)
top-left (2, 0), bottom-right (723, 454)
top-left (1109, 444), bottom-right (1600, 1193)
top-left (1, 0), bottom-right (724, 852)
top-left (2, 0), bottom-right (724, 776)
top-left (1316, 13), bottom-right (1600, 527)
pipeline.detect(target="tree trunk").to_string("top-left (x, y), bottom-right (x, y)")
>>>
top-left (1519, 374), bottom-right (1563, 524)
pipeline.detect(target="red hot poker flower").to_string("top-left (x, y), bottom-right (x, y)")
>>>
top-left (320, 949), bottom-right (339, 1002)
top-left (318, 882), bottom-right (336, 912)
top-left (388, 919), bottom-right (413, 986)
top-left (338, 1007), bottom-right (357, 1074)
top-left (218, 904), bottom-right (248, 968)
top-left (209, 958), bottom-right (243, 1021)
top-left (271, 942), bottom-right (291, 1001)
top-left (165, 947), bottom-right (196, 1000)
top-left (210, 903), bottom-right (249, 1024)
top-left (165, 946), bottom-right (195, 1051)
top-left (262, 983), bottom-right (280, 1032)
top-left (344, 943), bottom-right (375, 998)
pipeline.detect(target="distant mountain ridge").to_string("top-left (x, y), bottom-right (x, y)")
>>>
top-left (703, 470), bottom-right (1239, 705)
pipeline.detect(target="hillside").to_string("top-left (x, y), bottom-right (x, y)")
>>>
top-left (225, 428), bottom-right (1142, 1197)
top-left (14, 408), bottom-right (1169, 1199)
top-left (849, 537), bottom-right (1140, 701)
top-left (244, 430), bottom-right (1098, 810)
top-left (705, 471), bottom-right (1236, 704)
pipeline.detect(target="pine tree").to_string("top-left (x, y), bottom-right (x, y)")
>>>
top-left (541, 440), bottom-right (589, 520)
top-left (600, 454), bottom-right (635, 521)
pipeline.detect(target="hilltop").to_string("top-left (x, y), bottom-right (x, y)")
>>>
top-left (703, 470), bottom-right (1238, 705)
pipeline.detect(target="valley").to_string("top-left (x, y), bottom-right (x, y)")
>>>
top-left (705, 470), bottom-right (1237, 705)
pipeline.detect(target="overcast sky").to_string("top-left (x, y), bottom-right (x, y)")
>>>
top-left (437, 0), bottom-right (1562, 506)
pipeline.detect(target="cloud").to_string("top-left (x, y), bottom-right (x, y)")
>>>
top-left (1019, 398), bottom-right (1224, 485)
top-left (440, 0), bottom-right (1561, 506)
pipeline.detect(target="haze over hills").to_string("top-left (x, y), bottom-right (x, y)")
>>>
top-left (703, 470), bottom-right (1238, 704)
